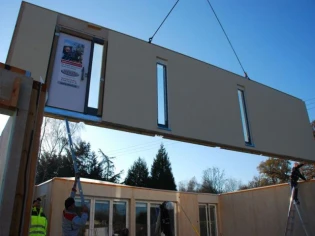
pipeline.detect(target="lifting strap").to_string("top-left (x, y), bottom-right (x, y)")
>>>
top-left (65, 118), bottom-right (85, 205)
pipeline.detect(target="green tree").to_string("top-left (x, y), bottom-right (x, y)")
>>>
top-left (36, 152), bottom-right (65, 184)
top-left (311, 120), bottom-right (315, 139)
top-left (150, 144), bottom-right (177, 191)
top-left (124, 157), bottom-right (150, 187)
top-left (257, 157), bottom-right (291, 184)
top-left (36, 141), bottom-right (123, 184)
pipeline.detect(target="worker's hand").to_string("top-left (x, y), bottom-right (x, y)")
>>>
top-left (82, 205), bottom-right (89, 213)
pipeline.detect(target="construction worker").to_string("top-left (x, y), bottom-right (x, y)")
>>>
top-left (290, 162), bottom-right (306, 204)
top-left (29, 197), bottom-right (47, 235)
top-left (62, 175), bottom-right (88, 236)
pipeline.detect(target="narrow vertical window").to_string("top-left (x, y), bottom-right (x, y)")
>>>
top-left (74, 198), bottom-right (91, 234)
top-left (150, 204), bottom-right (161, 235)
top-left (238, 89), bottom-right (252, 145)
top-left (199, 205), bottom-right (208, 236)
top-left (94, 200), bottom-right (110, 235)
top-left (136, 202), bottom-right (148, 235)
top-left (209, 205), bottom-right (217, 236)
top-left (157, 63), bottom-right (168, 128)
top-left (113, 201), bottom-right (127, 234)
top-left (88, 43), bottom-right (104, 108)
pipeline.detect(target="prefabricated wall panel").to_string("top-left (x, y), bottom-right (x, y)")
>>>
top-left (7, 2), bottom-right (315, 162)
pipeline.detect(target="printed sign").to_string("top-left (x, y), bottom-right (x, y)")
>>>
top-left (58, 39), bottom-right (85, 88)
top-left (47, 33), bottom-right (91, 113)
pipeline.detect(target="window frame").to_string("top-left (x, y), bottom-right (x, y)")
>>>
top-left (135, 201), bottom-right (177, 236)
top-left (237, 87), bottom-right (253, 146)
top-left (156, 60), bottom-right (170, 130)
top-left (74, 196), bottom-right (129, 236)
top-left (198, 203), bottom-right (218, 236)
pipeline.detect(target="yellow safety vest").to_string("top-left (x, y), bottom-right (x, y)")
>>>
top-left (29, 207), bottom-right (47, 236)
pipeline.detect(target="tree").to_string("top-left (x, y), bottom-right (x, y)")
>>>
top-left (224, 178), bottom-right (242, 193)
top-left (199, 167), bottom-right (226, 194)
top-left (239, 175), bottom-right (271, 190)
top-left (150, 144), bottom-right (177, 191)
top-left (36, 141), bottom-right (123, 184)
top-left (98, 149), bottom-right (124, 183)
top-left (257, 157), bottom-right (291, 184)
top-left (178, 177), bottom-right (200, 192)
top-left (124, 157), bottom-right (150, 187)
top-left (39, 117), bottom-right (84, 157)
top-left (311, 120), bottom-right (315, 139)
top-left (300, 163), bottom-right (315, 180)
top-left (36, 152), bottom-right (64, 184)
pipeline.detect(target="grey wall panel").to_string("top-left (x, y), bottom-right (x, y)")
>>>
top-left (102, 30), bottom-right (315, 161)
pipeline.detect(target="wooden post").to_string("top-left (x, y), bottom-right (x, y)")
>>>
top-left (9, 82), bottom-right (46, 236)
top-left (0, 63), bottom-right (46, 236)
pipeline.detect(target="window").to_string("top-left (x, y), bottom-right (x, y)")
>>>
top-left (157, 62), bottom-right (169, 128)
top-left (88, 43), bottom-right (104, 109)
top-left (199, 204), bottom-right (218, 236)
top-left (136, 201), bottom-right (176, 236)
top-left (94, 200), bottom-right (109, 235)
top-left (136, 202), bottom-right (147, 235)
top-left (74, 197), bottom-right (128, 236)
top-left (75, 198), bottom-right (91, 236)
top-left (237, 88), bottom-right (252, 145)
top-left (113, 201), bottom-right (127, 234)
top-left (150, 204), bottom-right (160, 236)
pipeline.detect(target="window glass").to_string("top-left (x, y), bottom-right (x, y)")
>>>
top-left (113, 201), bottom-right (127, 234)
top-left (136, 202), bottom-right (147, 236)
top-left (199, 205), bottom-right (208, 236)
top-left (209, 205), bottom-right (217, 236)
top-left (150, 204), bottom-right (160, 236)
top-left (157, 63), bottom-right (168, 127)
top-left (74, 198), bottom-right (91, 236)
top-left (94, 200), bottom-right (110, 236)
top-left (237, 89), bottom-right (252, 145)
top-left (88, 43), bottom-right (103, 108)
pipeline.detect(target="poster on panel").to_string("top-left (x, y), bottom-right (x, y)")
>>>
top-left (46, 33), bottom-right (91, 113)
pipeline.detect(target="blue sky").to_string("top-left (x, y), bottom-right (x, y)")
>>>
top-left (0, 0), bottom-right (314, 186)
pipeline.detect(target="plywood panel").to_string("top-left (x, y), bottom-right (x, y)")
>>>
top-left (6, 2), bottom-right (57, 82)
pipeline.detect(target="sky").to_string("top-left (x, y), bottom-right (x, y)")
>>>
top-left (0, 0), bottom-right (314, 187)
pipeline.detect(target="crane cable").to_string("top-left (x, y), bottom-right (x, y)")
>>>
top-left (205, 0), bottom-right (250, 79)
top-left (149, 0), bottom-right (180, 43)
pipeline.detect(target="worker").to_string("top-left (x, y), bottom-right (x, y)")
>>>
top-left (62, 175), bottom-right (88, 236)
top-left (290, 162), bottom-right (306, 204)
top-left (29, 197), bottom-right (48, 235)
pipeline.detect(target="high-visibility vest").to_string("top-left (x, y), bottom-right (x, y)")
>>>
top-left (29, 207), bottom-right (47, 236)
